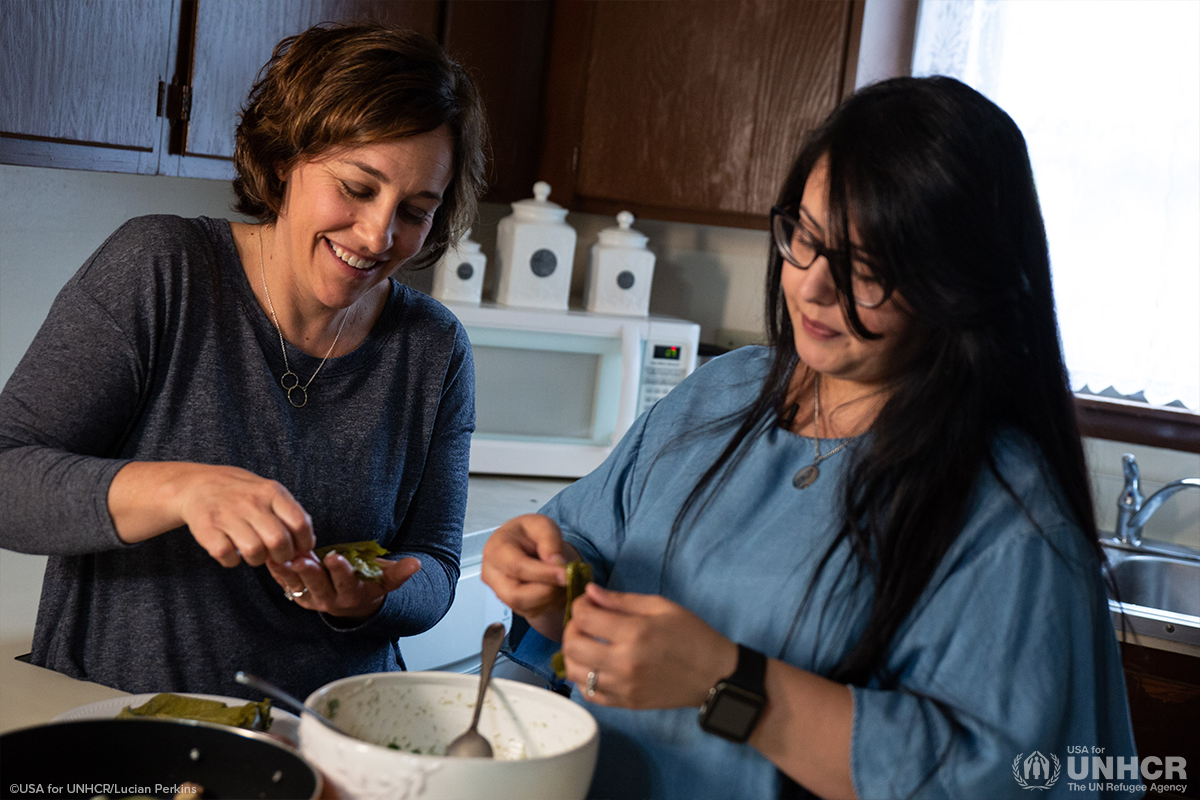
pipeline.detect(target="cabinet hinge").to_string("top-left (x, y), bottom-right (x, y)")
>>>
top-left (157, 79), bottom-right (191, 122)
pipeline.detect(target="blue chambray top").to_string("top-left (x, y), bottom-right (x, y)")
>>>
top-left (509, 346), bottom-right (1138, 800)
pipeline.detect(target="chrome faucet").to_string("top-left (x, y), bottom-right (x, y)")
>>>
top-left (1114, 453), bottom-right (1200, 547)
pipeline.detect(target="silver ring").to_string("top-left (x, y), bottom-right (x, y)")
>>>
top-left (585, 670), bottom-right (598, 698)
top-left (285, 587), bottom-right (308, 601)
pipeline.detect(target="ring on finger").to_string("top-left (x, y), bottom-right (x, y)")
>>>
top-left (585, 670), bottom-right (598, 698)
top-left (285, 586), bottom-right (308, 601)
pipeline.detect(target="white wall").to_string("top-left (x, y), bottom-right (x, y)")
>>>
top-left (2, 165), bottom-right (1197, 646)
top-left (0, 164), bottom-right (246, 645)
top-left (0, 164), bottom-right (248, 385)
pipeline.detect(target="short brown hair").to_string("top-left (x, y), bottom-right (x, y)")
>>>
top-left (233, 23), bottom-right (487, 270)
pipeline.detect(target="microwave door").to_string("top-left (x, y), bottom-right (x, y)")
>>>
top-left (465, 325), bottom-right (627, 476)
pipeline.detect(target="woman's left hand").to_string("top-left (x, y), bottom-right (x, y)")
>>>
top-left (561, 582), bottom-right (738, 709)
top-left (266, 552), bottom-right (422, 621)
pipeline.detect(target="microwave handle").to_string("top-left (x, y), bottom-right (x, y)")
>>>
top-left (615, 325), bottom-right (643, 438)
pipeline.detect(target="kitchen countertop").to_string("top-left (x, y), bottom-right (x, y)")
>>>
top-left (0, 474), bottom-right (572, 737)
top-left (462, 475), bottom-right (572, 535)
top-left (0, 639), bottom-right (128, 734)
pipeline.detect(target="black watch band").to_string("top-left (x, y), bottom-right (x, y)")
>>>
top-left (727, 644), bottom-right (767, 693)
top-left (698, 644), bottom-right (768, 743)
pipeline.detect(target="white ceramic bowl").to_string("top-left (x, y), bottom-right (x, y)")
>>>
top-left (301, 671), bottom-right (598, 800)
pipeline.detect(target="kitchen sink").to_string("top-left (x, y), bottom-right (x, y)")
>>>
top-left (1108, 554), bottom-right (1200, 617)
top-left (1102, 540), bottom-right (1200, 649)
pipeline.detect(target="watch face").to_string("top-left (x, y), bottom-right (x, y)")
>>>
top-left (700, 683), bottom-right (764, 742)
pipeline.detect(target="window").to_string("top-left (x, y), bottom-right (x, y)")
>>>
top-left (912, 0), bottom-right (1199, 412)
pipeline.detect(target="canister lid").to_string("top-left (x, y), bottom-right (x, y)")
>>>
top-left (451, 227), bottom-right (482, 255)
top-left (511, 181), bottom-right (569, 223)
top-left (597, 211), bottom-right (648, 249)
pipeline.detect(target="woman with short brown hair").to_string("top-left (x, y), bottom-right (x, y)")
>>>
top-left (0, 22), bottom-right (486, 701)
top-left (234, 23), bottom-right (486, 269)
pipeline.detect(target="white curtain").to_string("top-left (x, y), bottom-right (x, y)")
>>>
top-left (912, 0), bottom-right (1199, 411)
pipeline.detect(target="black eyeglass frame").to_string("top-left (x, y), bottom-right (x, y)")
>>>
top-left (769, 204), bottom-right (891, 309)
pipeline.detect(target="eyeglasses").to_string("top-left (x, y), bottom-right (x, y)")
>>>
top-left (769, 205), bottom-right (890, 308)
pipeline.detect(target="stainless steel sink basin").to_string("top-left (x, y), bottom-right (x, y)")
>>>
top-left (1102, 540), bottom-right (1200, 649)
top-left (1108, 554), bottom-right (1200, 617)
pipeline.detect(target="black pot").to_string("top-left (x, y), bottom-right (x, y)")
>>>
top-left (0, 718), bottom-right (322, 799)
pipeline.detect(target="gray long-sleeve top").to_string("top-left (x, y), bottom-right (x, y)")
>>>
top-left (0, 216), bottom-right (474, 700)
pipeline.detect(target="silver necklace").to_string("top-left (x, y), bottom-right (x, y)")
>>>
top-left (257, 230), bottom-right (349, 409)
top-left (792, 374), bottom-right (852, 489)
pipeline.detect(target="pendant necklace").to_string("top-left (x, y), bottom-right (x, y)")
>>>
top-left (258, 229), bottom-right (349, 409)
top-left (792, 374), bottom-right (853, 490)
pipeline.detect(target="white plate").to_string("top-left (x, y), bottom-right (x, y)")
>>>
top-left (52, 693), bottom-right (300, 744)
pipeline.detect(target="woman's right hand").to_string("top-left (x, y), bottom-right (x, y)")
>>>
top-left (108, 461), bottom-right (314, 567)
top-left (481, 513), bottom-right (575, 641)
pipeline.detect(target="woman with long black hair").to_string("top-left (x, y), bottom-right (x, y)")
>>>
top-left (482, 76), bottom-right (1136, 799)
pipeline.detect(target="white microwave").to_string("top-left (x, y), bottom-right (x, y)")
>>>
top-left (442, 301), bottom-right (701, 478)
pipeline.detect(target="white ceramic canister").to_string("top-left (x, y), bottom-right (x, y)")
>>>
top-left (495, 181), bottom-right (577, 310)
top-left (431, 228), bottom-right (487, 304)
top-left (584, 211), bottom-right (655, 316)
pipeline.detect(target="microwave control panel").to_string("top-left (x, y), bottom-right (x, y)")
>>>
top-left (637, 341), bottom-right (690, 416)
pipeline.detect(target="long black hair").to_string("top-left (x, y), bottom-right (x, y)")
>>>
top-left (670, 76), bottom-right (1100, 691)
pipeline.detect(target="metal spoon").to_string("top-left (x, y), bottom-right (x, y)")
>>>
top-left (235, 670), bottom-right (344, 734)
top-left (446, 622), bottom-right (507, 758)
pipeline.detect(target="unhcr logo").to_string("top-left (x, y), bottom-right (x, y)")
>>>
top-left (1013, 751), bottom-right (1062, 790)
top-left (1013, 748), bottom-right (1188, 794)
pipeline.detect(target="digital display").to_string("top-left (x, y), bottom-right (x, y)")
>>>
top-left (653, 345), bottom-right (681, 360)
top-left (706, 693), bottom-right (760, 732)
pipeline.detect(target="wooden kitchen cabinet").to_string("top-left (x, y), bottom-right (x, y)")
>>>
top-left (0, 0), bottom-right (440, 179)
top-left (0, 0), bottom-right (175, 174)
top-left (538, 0), bottom-right (862, 229)
top-left (2, 0), bottom-right (862, 229)
top-left (180, 0), bottom-right (554, 194)
top-left (0, 0), bottom-right (550, 202)
top-left (1120, 643), bottom-right (1200, 799)
top-left (440, 1), bottom-right (552, 204)
top-left (179, 0), bottom-right (440, 177)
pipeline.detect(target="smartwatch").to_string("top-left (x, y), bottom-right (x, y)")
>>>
top-left (698, 644), bottom-right (767, 743)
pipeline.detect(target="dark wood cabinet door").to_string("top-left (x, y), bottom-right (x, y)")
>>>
top-left (540, 0), bottom-right (857, 229)
top-left (176, 0), bottom-right (441, 178)
top-left (0, 0), bottom-right (441, 178)
top-left (1, 0), bottom-right (855, 222)
top-left (442, 0), bottom-right (553, 204)
top-left (0, 0), bottom-right (175, 173)
top-left (1121, 643), bottom-right (1200, 799)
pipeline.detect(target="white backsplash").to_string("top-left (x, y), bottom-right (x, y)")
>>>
top-left (442, 202), bottom-right (770, 346)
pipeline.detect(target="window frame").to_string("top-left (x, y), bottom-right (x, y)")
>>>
top-left (1075, 397), bottom-right (1200, 453)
